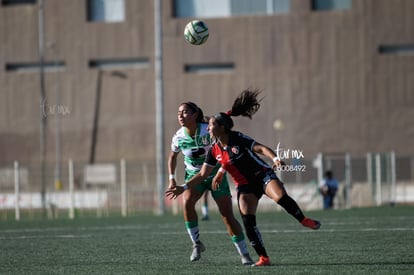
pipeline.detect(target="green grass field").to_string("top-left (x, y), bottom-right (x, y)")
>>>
top-left (1, 206), bottom-right (413, 274)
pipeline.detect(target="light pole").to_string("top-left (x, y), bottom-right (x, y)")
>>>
top-left (38, 0), bottom-right (47, 217)
top-left (154, 0), bottom-right (165, 215)
top-left (47, 42), bottom-right (63, 190)
top-left (89, 69), bottom-right (127, 164)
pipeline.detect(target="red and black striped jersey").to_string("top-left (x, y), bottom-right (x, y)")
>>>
top-left (205, 131), bottom-right (271, 187)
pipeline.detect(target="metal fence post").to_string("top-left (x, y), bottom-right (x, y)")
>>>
top-left (14, 161), bottom-right (20, 221)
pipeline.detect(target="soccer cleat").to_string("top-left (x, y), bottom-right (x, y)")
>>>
top-left (240, 253), bottom-right (254, 266)
top-left (252, 256), bottom-right (271, 267)
top-left (201, 215), bottom-right (209, 221)
top-left (190, 241), bottom-right (205, 261)
top-left (301, 217), bottom-right (321, 230)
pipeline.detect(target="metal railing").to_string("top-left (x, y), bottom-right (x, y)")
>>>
top-left (1, 152), bottom-right (413, 221)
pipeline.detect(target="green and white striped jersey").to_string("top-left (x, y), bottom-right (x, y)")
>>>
top-left (171, 123), bottom-right (212, 178)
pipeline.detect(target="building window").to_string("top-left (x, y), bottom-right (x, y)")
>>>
top-left (5, 61), bottom-right (66, 73)
top-left (174, 0), bottom-right (290, 18)
top-left (87, 0), bottom-right (125, 23)
top-left (89, 58), bottom-right (149, 70)
top-left (378, 44), bottom-right (414, 55)
top-left (311, 0), bottom-right (352, 11)
top-left (1, 0), bottom-right (36, 6)
top-left (184, 63), bottom-right (235, 74)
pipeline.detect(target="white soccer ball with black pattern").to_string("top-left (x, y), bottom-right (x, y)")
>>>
top-left (184, 20), bottom-right (209, 45)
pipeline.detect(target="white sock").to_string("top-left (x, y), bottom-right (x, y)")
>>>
top-left (233, 239), bottom-right (249, 256)
top-left (186, 225), bottom-right (200, 243)
top-left (202, 205), bottom-right (208, 216)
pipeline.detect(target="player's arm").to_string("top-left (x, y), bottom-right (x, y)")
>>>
top-left (165, 164), bottom-right (214, 200)
top-left (212, 167), bottom-right (226, 191)
top-left (252, 142), bottom-right (283, 169)
top-left (167, 151), bottom-right (179, 189)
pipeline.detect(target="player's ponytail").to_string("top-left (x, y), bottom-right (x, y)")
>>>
top-left (214, 89), bottom-right (262, 131)
top-left (229, 88), bottom-right (262, 119)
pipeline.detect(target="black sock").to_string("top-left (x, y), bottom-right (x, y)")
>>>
top-left (242, 214), bottom-right (268, 257)
top-left (277, 194), bottom-right (305, 222)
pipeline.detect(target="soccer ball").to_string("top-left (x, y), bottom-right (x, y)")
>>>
top-left (184, 20), bottom-right (209, 45)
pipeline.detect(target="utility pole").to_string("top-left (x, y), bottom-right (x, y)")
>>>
top-left (90, 70), bottom-right (127, 164)
top-left (90, 69), bottom-right (103, 165)
top-left (38, 0), bottom-right (47, 217)
top-left (154, 0), bottom-right (165, 215)
top-left (48, 42), bottom-right (63, 191)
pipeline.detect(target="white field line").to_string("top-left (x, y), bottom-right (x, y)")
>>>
top-left (1, 215), bottom-right (413, 237)
top-left (1, 226), bottom-right (412, 241)
top-left (0, 224), bottom-right (154, 234)
top-left (0, 234), bottom-right (91, 240)
top-left (3, 226), bottom-right (412, 236)
top-left (1, 221), bottom-right (409, 234)
top-left (158, 227), bottom-right (414, 235)
top-left (0, 227), bottom-right (413, 241)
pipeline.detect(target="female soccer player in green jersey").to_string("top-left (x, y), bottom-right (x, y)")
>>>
top-left (168, 102), bottom-right (253, 265)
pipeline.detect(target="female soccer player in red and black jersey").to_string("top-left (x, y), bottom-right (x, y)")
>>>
top-left (168, 102), bottom-right (253, 265)
top-left (166, 89), bottom-right (321, 267)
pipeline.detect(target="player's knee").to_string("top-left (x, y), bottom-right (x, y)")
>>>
top-left (265, 181), bottom-right (286, 202)
top-left (182, 196), bottom-right (198, 209)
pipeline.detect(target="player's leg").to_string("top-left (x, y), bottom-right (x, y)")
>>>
top-left (238, 192), bottom-right (270, 266)
top-left (182, 187), bottom-right (205, 261)
top-left (210, 177), bottom-right (253, 265)
top-left (330, 193), bottom-right (336, 209)
top-left (213, 194), bottom-right (253, 265)
top-left (326, 195), bottom-right (333, 209)
top-left (264, 178), bottom-right (321, 230)
top-left (201, 191), bottom-right (209, 220)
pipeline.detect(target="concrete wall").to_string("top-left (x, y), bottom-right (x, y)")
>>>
top-left (1, 0), bottom-right (413, 167)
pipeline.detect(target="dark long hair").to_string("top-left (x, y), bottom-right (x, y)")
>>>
top-left (180, 102), bottom-right (206, 123)
top-left (214, 88), bottom-right (262, 131)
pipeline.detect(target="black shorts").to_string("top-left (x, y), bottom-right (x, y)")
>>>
top-left (236, 169), bottom-right (279, 200)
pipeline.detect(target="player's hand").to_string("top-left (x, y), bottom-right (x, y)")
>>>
top-left (272, 160), bottom-right (285, 170)
top-left (165, 186), bottom-right (184, 200)
top-left (168, 178), bottom-right (177, 190)
top-left (212, 172), bottom-right (224, 191)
